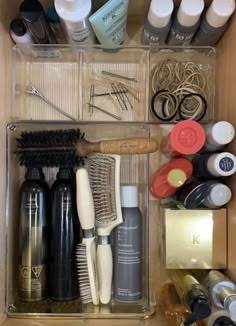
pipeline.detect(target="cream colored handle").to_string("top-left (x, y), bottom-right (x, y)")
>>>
top-left (97, 244), bottom-right (113, 304)
top-left (76, 167), bottom-right (95, 230)
top-left (99, 138), bottom-right (158, 154)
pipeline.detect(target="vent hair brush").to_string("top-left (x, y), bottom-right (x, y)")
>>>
top-left (86, 153), bottom-right (122, 304)
top-left (16, 129), bottom-right (158, 167)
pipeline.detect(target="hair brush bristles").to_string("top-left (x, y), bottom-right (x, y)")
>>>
top-left (16, 129), bottom-right (85, 167)
top-left (17, 129), bottom-right (84, 148)
top-left (18, 150), bottom-right (84, 168)
top-left (76, 243), bottom-right (93, 304)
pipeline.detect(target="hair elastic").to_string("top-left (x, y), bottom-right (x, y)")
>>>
top-left (178, 93), bottom-right (207, 122)
top-left (151, 90), bottom-right (178, 121)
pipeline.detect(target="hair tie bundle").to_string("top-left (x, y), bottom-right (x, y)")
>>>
top-left (151, 58), bottom-right (208, 122)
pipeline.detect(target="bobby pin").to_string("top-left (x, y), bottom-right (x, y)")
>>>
top-left (111, 83), bottom-right (127, 111)
top-left (101, 70), bottom-right (137, 82)
top-left (89, 84), bottom-right (95, 114)
top-left (92, 90), bottom-right (128, 97)
top-left (117, 83), bottom-right (133, 110)
top-left (87, 103), bottom-right (122, 121)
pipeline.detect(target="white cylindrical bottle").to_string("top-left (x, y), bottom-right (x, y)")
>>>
top-left (202, 121), bottom-right (235, 152)
top-left (193, 152), bottom-right (236, 178)
top-left (168, 0), bottom-right (204, 46)
top-left (54, 0), bottom-right (94, 44)
top-left (200, 121), bottom-right (235, 153)
top-left (192, 0), bottom-right (236, 46)
top-left (10, 18), bottom-right (35, 44)
top-left (141, 0), bottom-right (174, 45)
top-left (203, 181), bottom-right (232, 208)
top-left (206, 270), bottom-right (236, 322)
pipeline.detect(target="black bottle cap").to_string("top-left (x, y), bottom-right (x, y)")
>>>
top-left (10, 18), bottom-right (26, 36)
top-left (25, 167), bottom-right (45, 180)
top-left (20, 0), bottom-right (44, 22)
top-left (57, 168), bottom-right (74, 180)
top-left (182, 183), bottom-right (211, 209)
top-left (184, 296), bottom-right (211, 326)
top-left (213, 316), bottom-right (235, 326)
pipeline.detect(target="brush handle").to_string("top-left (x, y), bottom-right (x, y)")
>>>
top-left (76, 168), bottom-right (95, 230)
top-left (97, 243), bottom-right (112, 304)
top-left (76, 138), bottom-right (159, 156)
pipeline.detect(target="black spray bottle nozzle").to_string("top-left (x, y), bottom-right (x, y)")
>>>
top-left (184, 296), bottom-right (212, 326)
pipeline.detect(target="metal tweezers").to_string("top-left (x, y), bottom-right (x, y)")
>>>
top-left (25, 83), bottom-right (77, 121)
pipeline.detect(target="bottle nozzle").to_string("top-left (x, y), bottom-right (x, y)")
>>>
top-left (184, 298), bottom-right (211, 326)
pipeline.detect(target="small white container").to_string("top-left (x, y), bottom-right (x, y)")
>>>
top-left (204, 121), bottom-right (235, 152)
top-left (203, 181), bottom-right (232, 208)
top-left (10, 18), bottom-right (34, 44)
top-left (207, 152), bottom-right (236, 177)
top-left (54, 0), bottom-right (94, 44)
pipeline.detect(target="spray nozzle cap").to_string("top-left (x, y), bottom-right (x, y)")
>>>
top-left (184, 297), bottom-right (211, 325)
top-left (57, 167), bottom-right (74, 179)
top-left (25, 167), bottom-right (45, 180)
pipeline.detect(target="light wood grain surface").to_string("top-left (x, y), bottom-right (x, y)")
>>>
top-left (0, 0), bottom-right (235, 325)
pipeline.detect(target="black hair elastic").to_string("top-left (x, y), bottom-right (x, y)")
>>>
top-left (177, 93), bottom-right (207, 122)
top-left (151, 90), bottom-right (178, 121)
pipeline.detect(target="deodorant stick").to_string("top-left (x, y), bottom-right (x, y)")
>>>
top-left (192, 0), bottom-right (236, 46)
top-left (141, 0), bottom-right (174, 45)
top-left (168, 0), bottom-right (204, 46)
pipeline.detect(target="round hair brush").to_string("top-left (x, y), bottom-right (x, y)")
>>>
top-left (16, 128), bottom-right (159, 167)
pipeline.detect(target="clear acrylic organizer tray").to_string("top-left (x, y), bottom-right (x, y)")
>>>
top-left (5, 121), bottom-right (156, 319)
top-left (12, 45), bottom-right (215, 123)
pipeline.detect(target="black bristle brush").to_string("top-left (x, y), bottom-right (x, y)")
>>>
top-left (16, 128), bottom-right (159, 167)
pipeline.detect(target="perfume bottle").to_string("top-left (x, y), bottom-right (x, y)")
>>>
top-left (169, 270), bottom-right (211, 325)
top-left (159, 281), bottom-right (206, 326)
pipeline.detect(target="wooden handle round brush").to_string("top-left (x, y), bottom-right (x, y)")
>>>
top-left (76, 137), bottom-right (159, 156)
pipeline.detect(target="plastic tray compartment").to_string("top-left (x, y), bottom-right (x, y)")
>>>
top-left (149, 47), bottom-right (216, 123)
top-left (6, 121), bottom-right (154, 319)
top-left (12, 45), bottom-right (81, 121)
top-left (81, 47), bottom-right (149, 122)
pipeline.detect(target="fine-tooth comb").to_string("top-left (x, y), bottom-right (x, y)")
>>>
top-left (86, 153), bottom-right (122, 304)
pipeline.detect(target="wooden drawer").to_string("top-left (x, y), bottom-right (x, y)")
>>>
top-left (0, 0), bottom-right (236, 325)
